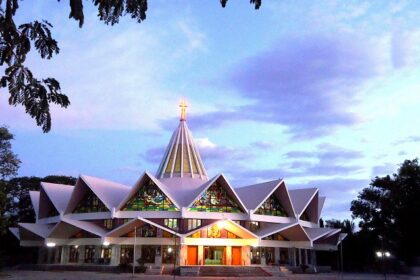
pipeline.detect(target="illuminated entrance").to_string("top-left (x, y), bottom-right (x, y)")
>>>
top-left (204, 246), bottom-right (225, 265)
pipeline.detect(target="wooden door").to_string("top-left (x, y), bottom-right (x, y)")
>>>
top-left (232, 247), bottom-right (241, 265)
top-left (187, 246), bottom-right (198, 265)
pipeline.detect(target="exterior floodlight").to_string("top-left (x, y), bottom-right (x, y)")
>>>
top-left (46, 242), bottom-right (56, 247)
top-left (74, 245), bottom-right (78, 249)
top-left (376, 251), bottom-right (383, 258)
top-left (385, 251), bottom-right (391, 258)
top-left (103, 241), bottom-right (110, 246)
top-left (168, 247), bottom-right (173, 253)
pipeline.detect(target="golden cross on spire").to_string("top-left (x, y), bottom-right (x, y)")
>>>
top-left (179, 99), bottom-right (188, 121)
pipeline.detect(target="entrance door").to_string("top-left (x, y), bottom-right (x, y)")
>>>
top-left (187, 246), bottom-right (198, 265)
top-left (232, 247), bottom-right (241, 265)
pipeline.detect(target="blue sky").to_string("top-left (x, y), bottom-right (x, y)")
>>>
top-left (1, 1), bottom-right (420, 220)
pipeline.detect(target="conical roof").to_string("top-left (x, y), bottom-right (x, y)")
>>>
top-left (156, 101), bottom-right (208, 181)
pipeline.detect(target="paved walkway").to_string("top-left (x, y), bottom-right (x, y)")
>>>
top-left (1, 270), bottom-right (419, 280)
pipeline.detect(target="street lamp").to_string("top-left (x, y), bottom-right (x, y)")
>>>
top-left (376, 250), bottom-right (391, 279)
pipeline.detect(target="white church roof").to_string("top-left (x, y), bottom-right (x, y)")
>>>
top-left (40, 182), bottom-right (74, 213)
top-left (288, 188), bottom-right (318, 216)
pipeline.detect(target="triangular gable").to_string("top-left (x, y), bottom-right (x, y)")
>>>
top-left (29, 191), bottom-right (40, 220)
top-left (41, 182), bottom-right (74, 213)
top-left (48, 218), bottom-right (106, 238)
top-left (318, 196), bottom-right (326, 219)
top-left (9, 227), bottom-right (20, 240)
top-left (118, 172), bottom-right (180, 211)
top-left (235, 179), bottom-right (282, 210)
top-left (81, 175), bottom-right (131, 210)
top-left (72, 183), bottom-right (108, 214)
top-left (300, 191), bottom-right (319, 223)
top-left (304, 227), bottom-right (338, 241)
top-left (314, 230), bottom-right (343, 245)
top-left (64, 177), bottom-right (109, 214)
top-left (18, 223), bottom-right (55, 239)
top-left (253, 181), bottom-right (295, 217)
top-left (289, 188), bottom-right (318, 216)
top-left (258, 223), bottom-right (310, 242)
top-left (187, 174), bottom-right (247, 213)
top-left (255, 222), bottom-right (298, 238)
top-left (186, 219), bottom-right (258, 239)
top-left (38, 187), bottom-right (60, 219)
top-left (106, 217), bottom-right (180, 237)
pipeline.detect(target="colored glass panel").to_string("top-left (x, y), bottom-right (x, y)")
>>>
top-left (73, 188), bottom-right (108, 213)
top-left (189, 182), bottom-right (242, 213)
top-left (122, 179), bottom-right (178, 211)
top-left (263, 232), bottom-right (288, 241)
top-left (255, 194), bottom-right (287, 217)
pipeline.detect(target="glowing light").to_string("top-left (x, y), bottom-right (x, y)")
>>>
top-left (179, 99), bottom-right (188, 121)
top-left (376, 251), bottom-right (383, 258)
top-left (74, 245), bottom-right (78, 249)
top-left (46, 242), bottom-right (56, 247)
top-left (384, 252), bottom-right (391, 258)
top-left (103, 241), bottom-right (110, 246)
top-left (168, 247), bottom-right (173, 253)
top-left (217, 220), bottom-right (227, 229)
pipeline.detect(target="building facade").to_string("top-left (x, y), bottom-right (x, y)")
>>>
top-left (10, 106), bottom-right (344, 268)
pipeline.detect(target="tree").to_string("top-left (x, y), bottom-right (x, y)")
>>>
top-left (351, 159), bottom-right (420, 265)
top-left (1, 0), bottom-right (261, 133)
top-left (0, 126), bottom-right (20, 235)
top-left (0, 126), bottom-right (20, 179)
top-left (4, 175), bottom-right (77, 225)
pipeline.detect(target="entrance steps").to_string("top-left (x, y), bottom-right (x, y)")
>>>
top-left (261, 266), bottom-right (290, 277)
top-left (144, 265), bottom-right (163, 275)
top-left (198, 266), bottom-right (272, 277)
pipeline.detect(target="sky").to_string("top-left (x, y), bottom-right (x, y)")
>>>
top-left (1, 1), bottom-right (420, 221)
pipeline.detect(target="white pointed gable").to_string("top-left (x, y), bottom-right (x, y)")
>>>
top-left (29, 191), bottom-right (40, 220)
top-left (288, 188), bottom-right (318, 216)
top-left (187, 173), bottom-right (248, 213)
top-left (304, 227), bottom-right (338, 241)
top-left (80, 175), bottom-right (131, 210)
top-left (49, 218), bottom-right (106, 238)
top-left (106, 217), bottom-right (180, 237)
top-left (117, 172), bottom-right (180, 211)
top-left (41, 182), bottom-right (74, 213)
top-left (318, 196), bottom-right (326, 219)
top-left (18, 223), bottom-right (55, 238)
top-left (186, 219), bottom-right (258, 239)
top-left (235, 179), bottom-right (282, 210)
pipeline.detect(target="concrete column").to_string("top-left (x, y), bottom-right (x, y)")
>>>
top-left (95, 246), bottom-right (101, 264)
top-left (274, 247), bottom-right (280, 265)
top-left (78, 245), bottom-right (85, 264)
top-left (111, 245), bottom-right (120, 266)
top-left (242, 246), bottom-right (250, 266)
top-left (225, 246), bottom-right (232, 265)
top-left (38, 247), bottom-right (46, 264)
top-left (154, 246), bottom-right (162, 267)
top-left (47, 247), bottom-right (53, 264)
top-left (304, 249), bottom-right (308, 265)
top-left (198, 245), bottom-right (204, 266)
top-left (298, 249), bottom-right (302, 266)
top-left (134, 245), bottom-right (141, 265)
top-left (180, 245), bottom-right (187, 266)
top-left (61, 246), bottom-right (68, 264)
top-left (290, 248), bottom-right (296, 266)
top-left (312, 250), bottom-right (317, 266)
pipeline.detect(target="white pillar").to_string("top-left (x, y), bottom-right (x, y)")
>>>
top-left (61, 246), bottom-right (68, 264)
top-left (111, 245), bottom-right (120, 266)
top-left (274, 247), bottom-right (280, 265)
top-left (78, 245), bottom-right (85, 264)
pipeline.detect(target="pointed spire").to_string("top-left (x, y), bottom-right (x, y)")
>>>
top-left (156, 101), bottom-right (207, 180)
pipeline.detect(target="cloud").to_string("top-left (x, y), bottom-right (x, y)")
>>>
top-left (394, 135), bottom-right (420, 145)
top-left (371, 163), bottom-right (397, 177)
top-left (187, 32), bottom-right (384, 139)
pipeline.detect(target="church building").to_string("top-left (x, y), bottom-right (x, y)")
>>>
top-left (9, 102), bottom-right (344, 270)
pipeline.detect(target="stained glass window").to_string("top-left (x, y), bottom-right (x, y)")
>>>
top-left (189, 182), bottom-right (242, 213)
top-left (164, 218), bottom-right (178, 230)
top-left (122, 179), bottom-right (178, 211)
top-left (73, 188), bottom-right (108, 213)
top-left (205, 225), bottom-right (239, 239)
top-left (249, 221), bottom-right (260, 232)
top-left (255, 194), bottom-right (287, 217)
top-left (123, 224), bottom-right (157, 237)
top-left (187, 219), bottom-right (202, 231)
top-left (263, 232), bottom-right (288, 241)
